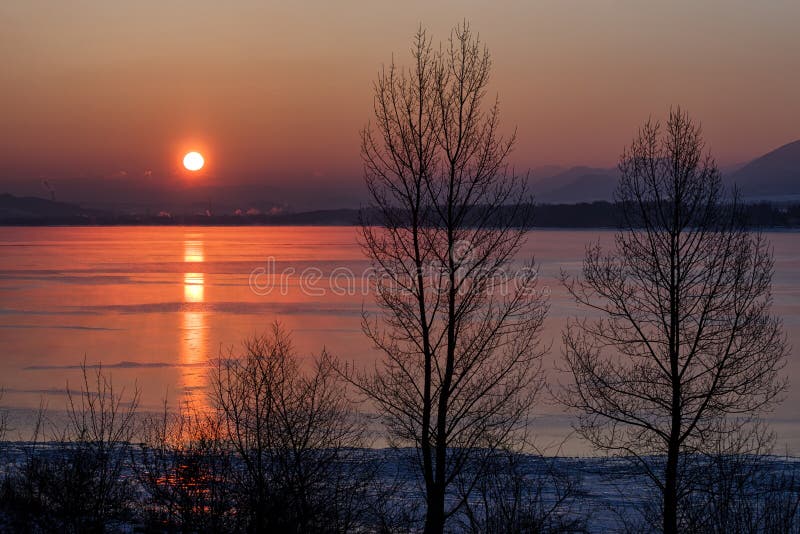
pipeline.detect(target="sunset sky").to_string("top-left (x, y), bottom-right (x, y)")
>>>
top-left (2, 0), bottom-right (798, 209)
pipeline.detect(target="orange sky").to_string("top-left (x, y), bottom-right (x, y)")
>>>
top-left (1, 0), bottom-right (798, 207)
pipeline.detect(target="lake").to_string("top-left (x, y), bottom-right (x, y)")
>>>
top-left (0, 226), bottom-right (797, 454)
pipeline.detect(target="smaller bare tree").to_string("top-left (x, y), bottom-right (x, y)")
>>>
top-left (0, 362), bottom-right (140, 532)
top-left (456, 448), bottom-right (590, 533)
top-left (679, 424), bottom-right (800, 533)
top-left (559, 108), bottom-right (788, 534)
top-left (209, 323), bottom-right (373, 532)
top-left (136, 401), bottom-right (237, 531)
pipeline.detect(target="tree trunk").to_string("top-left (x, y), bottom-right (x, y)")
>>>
top-left (423, 485), bottom-right (446, 534)
top-left (663, 429), bottom-right (680, 533)
top-left (664, 446), bottom-right (678, 534)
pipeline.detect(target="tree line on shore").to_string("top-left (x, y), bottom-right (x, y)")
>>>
top-left (3, 197), bottom-right (800, 228)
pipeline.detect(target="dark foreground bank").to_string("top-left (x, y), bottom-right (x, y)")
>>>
top-left (0, 441), bottom-right (797, 533)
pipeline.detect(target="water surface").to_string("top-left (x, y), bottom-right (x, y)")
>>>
top-left (0, 226), bottom-right (797, 453)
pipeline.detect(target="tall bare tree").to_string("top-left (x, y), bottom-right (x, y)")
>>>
top-left (560, 108), bottom-right (788, 533)
top-left (355, 23), bottom-right (548, 533)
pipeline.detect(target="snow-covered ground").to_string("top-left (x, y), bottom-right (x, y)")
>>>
top-left (0, 442), bottom-right (797, 532)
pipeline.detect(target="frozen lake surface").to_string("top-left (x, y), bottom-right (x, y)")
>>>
top-left (0, 226), bottom-right (798, 454)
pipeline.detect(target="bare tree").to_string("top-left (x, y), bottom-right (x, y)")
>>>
top-left (209, 323), bottom-right (372, 533)
top-left (354, 23), bottom-right (547, 533)
top-left (456, 448), bottom-right (590, 533)
top-left (136, 401), bottom-right (237, 531)
top-left (679, 425), bottom-right (800, 533)
top-left (559, 108), bottom-right (788, 533)
top-left (0, 363), bottom-right (140, 532)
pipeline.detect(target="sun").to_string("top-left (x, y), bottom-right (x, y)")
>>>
top-left (183, 151), bottom-right (205, 172)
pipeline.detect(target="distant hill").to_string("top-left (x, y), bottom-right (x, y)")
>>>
top-left (531, 166), bottom-right (619, 203)
top-left (0, 194), bottom-right (102, 220)
top-left (728, 140), bottom-right (800, 200)
top-left (530, 165), bottom-right (566, 181)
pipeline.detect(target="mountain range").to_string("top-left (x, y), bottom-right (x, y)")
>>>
top-left (529, 139), bottom-right (800, 204)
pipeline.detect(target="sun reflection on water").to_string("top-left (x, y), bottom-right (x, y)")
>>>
top-left (182, 237), bottom-right (208, 409)
top-left (184, 273), bottom-right (204, 302)
top-left (184, 240), bottom-right (204, 263)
